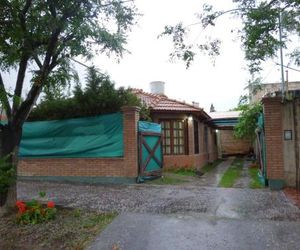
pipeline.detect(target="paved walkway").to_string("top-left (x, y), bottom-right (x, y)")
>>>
top-left (17, 158), bottom-right (300, 250)
top-left (196, 158), bottom-right (233, 187)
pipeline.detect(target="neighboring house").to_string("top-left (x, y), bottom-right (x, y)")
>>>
top-left (133, 82), bottom-right (218, 170)
top-left (209, 111), bottom-right (252, 158)
top-left (250, 81), bottom-right (300, 103)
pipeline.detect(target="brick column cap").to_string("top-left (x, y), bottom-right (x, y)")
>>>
top-left (262, 96), bottom-right (282, 104)
top-left (121, 106), bottom-right (141, 113)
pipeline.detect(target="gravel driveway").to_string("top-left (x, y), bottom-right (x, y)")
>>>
top-left (17, 158), bottom-right (300, 250)
top-left (18, 180), bottom-right (300, 221)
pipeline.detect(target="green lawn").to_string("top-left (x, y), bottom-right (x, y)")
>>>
top-left (219, 158), bottom-right (244, 188)
top-left (168, 168), bottom-right (197, 176)
top-left (249, 167), bottom-right (264, 189)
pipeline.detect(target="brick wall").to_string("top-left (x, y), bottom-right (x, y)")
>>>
top-left (219, 129), bottom-right (252, 156)
top-left (18, 106), bottom-right (140, 180)
top-left (262, 97), bottom-right (284, 181)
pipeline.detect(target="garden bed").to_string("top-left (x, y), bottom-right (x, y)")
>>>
top-left (0, 207), bottom-right (116, 250)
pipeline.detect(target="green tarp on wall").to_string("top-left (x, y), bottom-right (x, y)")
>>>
top-left (19, 113), bottom-right (123, 158)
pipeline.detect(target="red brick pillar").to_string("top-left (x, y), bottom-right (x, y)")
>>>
top-left (121, 106), bottom-right (140, 177)
top-left (262, 97), bottom-right (284, 189)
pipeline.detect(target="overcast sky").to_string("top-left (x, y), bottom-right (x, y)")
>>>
top-left (75, 0), bottom-right (298, 112)
top-left (4, 0), bottom-right (300, 113)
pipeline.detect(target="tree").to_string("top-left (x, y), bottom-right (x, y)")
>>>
top-left (29, 67), bottom-right (150, 121)
top-left (0, 0), bottom-right (137, 211)
top-left (234, 102), bottom-right (263, 141)
top-left (209, 103), bottom-right (216, 112)
top-left (160, 1), bottom-right (300, 73)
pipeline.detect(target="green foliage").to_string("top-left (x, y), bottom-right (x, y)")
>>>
top-left (0, 155), bottom-right (15, 196)
top-left (161, 1), bottom-right (300, 72)
top-left (0, 0), bottom-right (137, 127)
top-left (29, 67), bottom-right (150, 121)
top-left (249, 167), bottom-right (264, 189)
top-left (39, 191), bottom-right (46, 199)
top-left (16, 200), bottom-right (57, 225)
top-left (169, 168), bottom-right (197, 176)
top-left (234, 102), bottom-right (262, 141)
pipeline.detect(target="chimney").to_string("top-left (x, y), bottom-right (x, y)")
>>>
top-left (150, 81), bottom-right (165, 95)
top-left (192, 101), bottom-right (199, 108)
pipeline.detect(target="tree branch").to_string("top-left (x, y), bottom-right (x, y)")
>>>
top-left (13, 21), bottom-right (65, 127)
top-left (0, 73), bottom-right (12, 121)
top-left (12, 54), bottom-right (29, 114)
top-left (47, 0), bottom-right (57, 17)
top-left (33, 55), bottom-right (43, 69)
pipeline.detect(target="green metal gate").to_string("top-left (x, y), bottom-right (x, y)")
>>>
top-left (256, 113), bottom-right (268, 185)
top-left (137, 121), bottom-right (163, 183)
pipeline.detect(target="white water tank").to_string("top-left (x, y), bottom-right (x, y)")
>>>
top-left (150, 81), bottom-right (165, 95)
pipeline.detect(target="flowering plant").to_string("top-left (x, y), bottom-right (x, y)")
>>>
top-left (16, 199), bottom-right (57, 224)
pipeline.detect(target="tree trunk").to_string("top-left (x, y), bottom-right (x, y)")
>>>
top-left (0, 124), bottom-right (22, 215)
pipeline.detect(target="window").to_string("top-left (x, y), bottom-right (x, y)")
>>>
top-left (161, 120), bottom-right (187, 155)
top-left (194, 120), bottom-right (199, 154)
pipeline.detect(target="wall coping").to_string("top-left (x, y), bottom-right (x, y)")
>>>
top-left (121, 106), bottom-right (141, 113)
top-left (262, 96), bottom-right (282, 104)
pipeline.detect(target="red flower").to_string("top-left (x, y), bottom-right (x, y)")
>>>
top-left (16, 201), bottom-right (26, 214)
top-left (47, 201), bottom-right (55, 209)
top-left (16, 200), bottom-right (24, 207)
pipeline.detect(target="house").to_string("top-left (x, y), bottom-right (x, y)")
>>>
top-left (133, 81), bottom-right (218, 170)
top-left (209, 111), bottom-right (252, 158)
top-left (250, 80), bottom-right (300, 103)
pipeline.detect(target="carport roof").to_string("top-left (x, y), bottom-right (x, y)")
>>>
top-left (209, 111), bottom-right (241, 128)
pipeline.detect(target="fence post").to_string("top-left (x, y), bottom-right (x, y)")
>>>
top-left (121, 106), bottom-right (141, 177)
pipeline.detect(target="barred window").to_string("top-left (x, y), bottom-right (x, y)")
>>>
top-left (161, 120), bottom-right (187, 155)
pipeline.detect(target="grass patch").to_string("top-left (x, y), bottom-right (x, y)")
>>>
top-left (165, 159), bottom-right (224, 177)
top-left (167, 168), bottom-right (197, 176)
top-left (249, 167), bottom-right (264, 189)
top-left (0, 208), bottom-right (116, 250)
top-left (219, 158), bottom-right (244, 188)
top-left (146, 175), bottom-right (188, 185)
top-left (201, 159), bottom-right (223, 173)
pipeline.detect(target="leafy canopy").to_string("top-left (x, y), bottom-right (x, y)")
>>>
top-left (160, 0), bottom-right (300, 73)
top-left (29, 67), bottom-right (150, 121)
top-left (234, 102), bottom-right (263, 141)
top-left (0, 0), bottom-right (137, 127)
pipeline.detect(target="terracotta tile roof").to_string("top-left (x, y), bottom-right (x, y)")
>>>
top-left (132, 88), bottom-right (210, 118)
